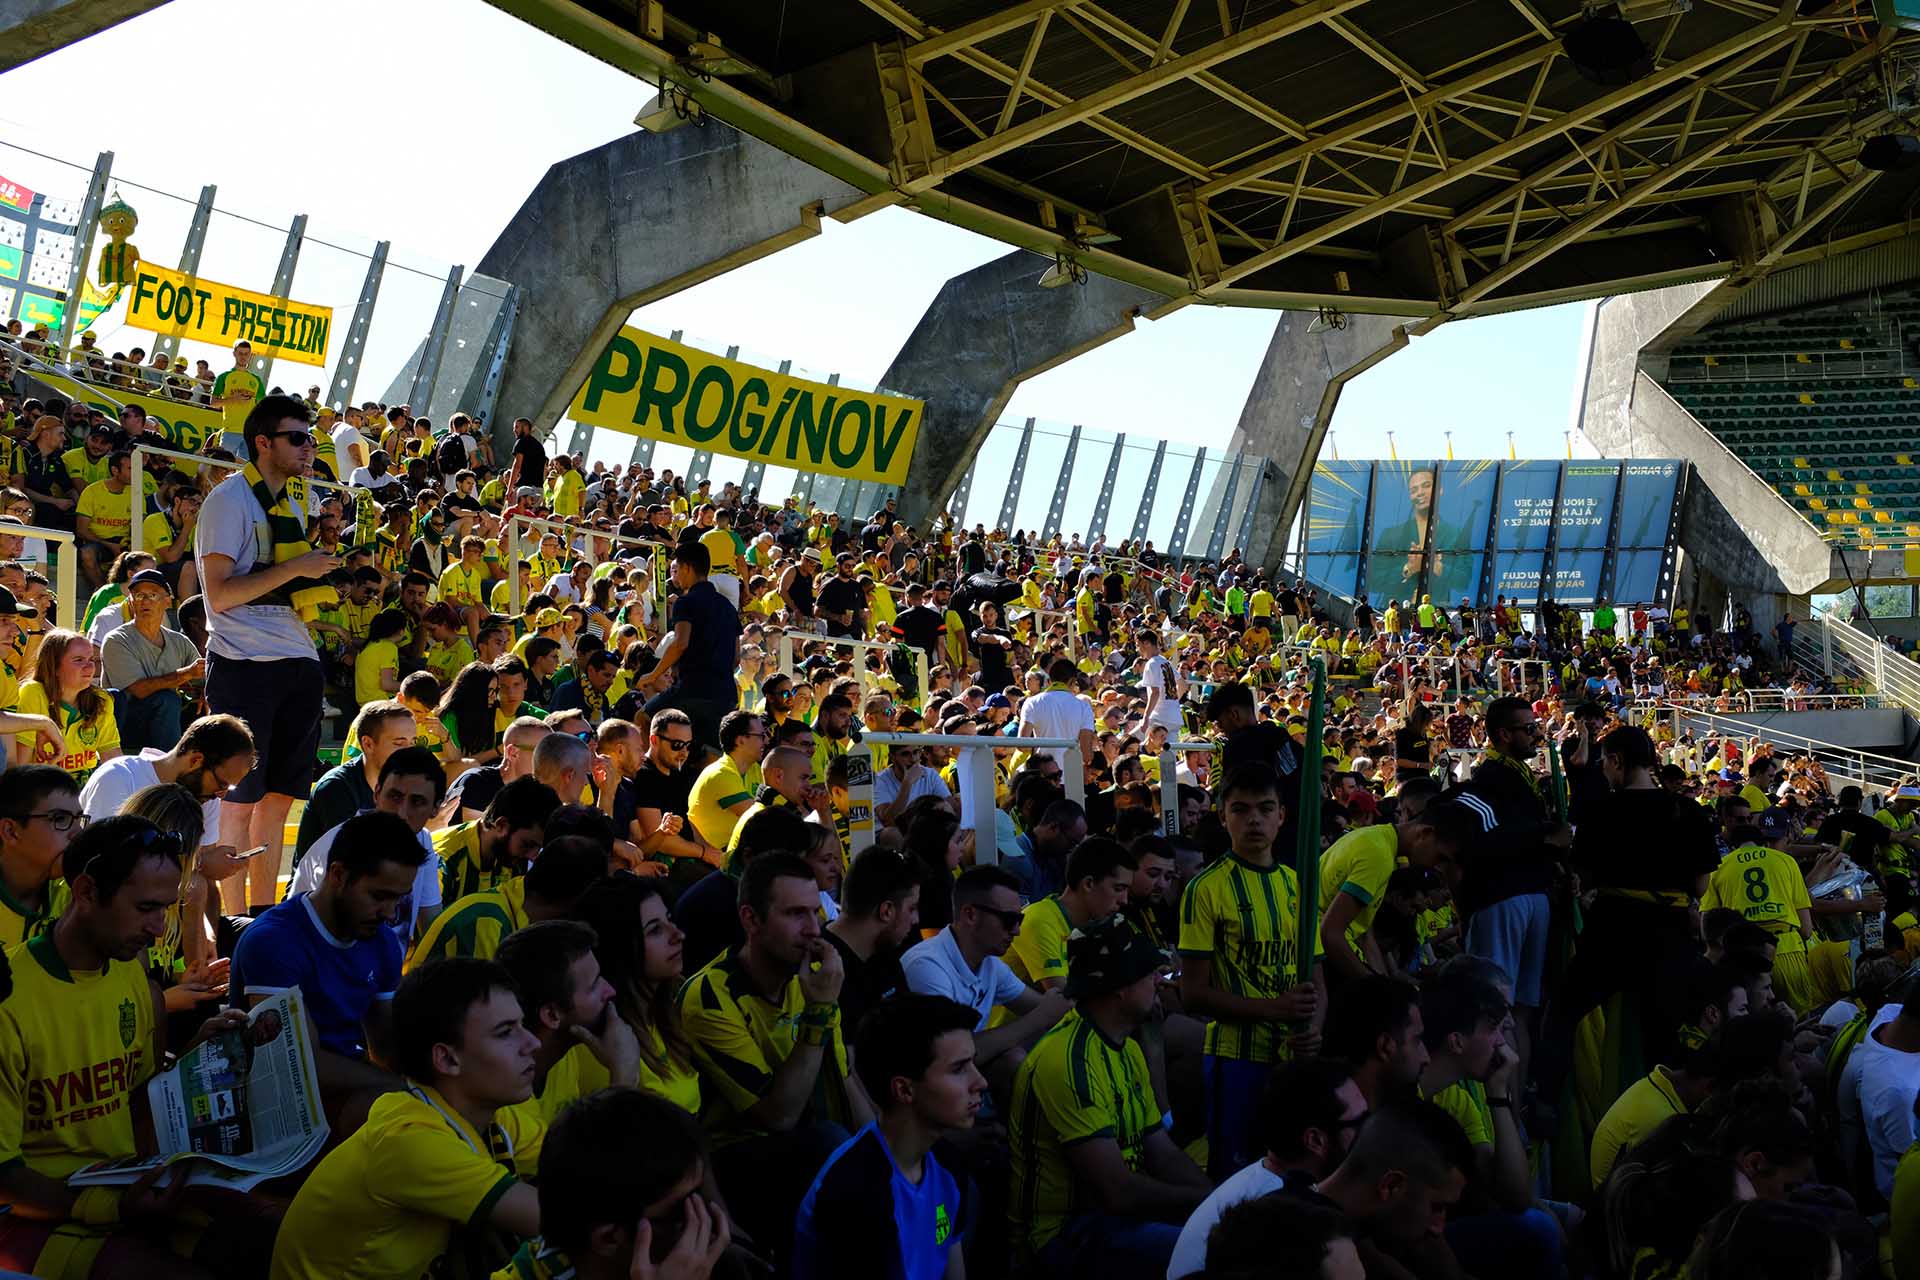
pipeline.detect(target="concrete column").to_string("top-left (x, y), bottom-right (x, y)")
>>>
top-left (1193, 312), bottom-right (1415, 573)
top-left (881, 250), bottom-right (1162, 526)
top-left (1, 1), bottom-right (167, 72)
top-left (476, 123), bottom-right (867, 459)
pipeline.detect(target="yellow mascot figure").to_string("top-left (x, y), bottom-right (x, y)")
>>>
top-left (95, 195), bottom-right (139, 288)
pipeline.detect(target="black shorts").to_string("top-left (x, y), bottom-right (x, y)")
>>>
top-left (206, 654), bottom-right (324, 802)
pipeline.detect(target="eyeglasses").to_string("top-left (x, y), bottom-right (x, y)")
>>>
top-left (659, 736), bottom-right (693, 750)
top-left (15, 809), bottom-right (87, 832)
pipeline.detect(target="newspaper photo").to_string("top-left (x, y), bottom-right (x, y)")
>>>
top-left (68, 988), bottom-right (329, 1192)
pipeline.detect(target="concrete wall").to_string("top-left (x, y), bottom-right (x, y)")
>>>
top-left (1672, 707), bottom-right (1916, 756)
top-left (879, 251), bottom-right (1162, 526)
top-left (0, 0), bottom-right (166, 71)
top-left (1577, 286), bottom-right (1836, 643)
top-left (477, 124), bottom-right (867, 458)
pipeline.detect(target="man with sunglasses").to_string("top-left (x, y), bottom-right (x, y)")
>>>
top-left (196, 395), bottom-right (341, 917)
top-left (687, 711), bottom-right (765, 853)
top-left (626, 708), bottom-right (722, 875)
top-left (1458, 696), bottom-right (1572, 1080)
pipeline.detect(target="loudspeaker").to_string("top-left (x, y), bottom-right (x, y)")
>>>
top-left (1860, 134), bottom-right (1920, 171)
top-left (1565, 14), bottom-right (1653, 86)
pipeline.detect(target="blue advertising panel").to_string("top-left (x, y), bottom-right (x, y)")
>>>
top-left (1429, 460), bottom-right (1500, 606)
top-left (1610, 460), bottom-right (1682, 603)
top-left (1304, 461), bottom-right (1371, 598)
top-left (1491, 461), bottom-right (1559, 602)
top-left (1366, 460), bottom-right (1440, 608)
top-left (1552, 462), bottom-right (1620, 604)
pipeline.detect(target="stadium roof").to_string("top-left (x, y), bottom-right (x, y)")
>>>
top-left (490, 0), bottom-right (1920, 323)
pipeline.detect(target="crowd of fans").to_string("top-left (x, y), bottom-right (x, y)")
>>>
top-left (0, 333), bottom-right (1913, 1280)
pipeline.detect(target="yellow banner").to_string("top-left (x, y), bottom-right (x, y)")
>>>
top-left (126, 263), bottom-right (333, 367)
top-left (570, 325), bottom-right (923, 487)
top-left (29, 369), bottom-right (223, 456)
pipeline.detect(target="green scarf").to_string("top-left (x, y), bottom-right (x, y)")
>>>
top-left (1485, 747), bottom-right (1543, 805)
top-left (245, 463), bottom-right (334, 621)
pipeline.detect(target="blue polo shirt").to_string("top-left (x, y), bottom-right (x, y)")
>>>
top-left (795, 1122), bottom-right (970, 1280)
top-left (230, 892), bottom-right (402, 1058)
top-left (667, 578), bottom-right (741, 703)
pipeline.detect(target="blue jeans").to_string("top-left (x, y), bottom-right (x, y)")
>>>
top-left (1464, 891), bottom-right (1550, 1006)
top-left (115, 689), bottom-right (183, 755)
top-left (1034, 1213), bottom-right (1181, 1280)
top-left (1203, 1054), bottom-right (1271, 1180)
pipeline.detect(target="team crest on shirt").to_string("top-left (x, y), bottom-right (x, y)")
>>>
top-left (933, 1204), bottom-right (952, 1246)
top-left (118, 997), bottom-right (136, 1048)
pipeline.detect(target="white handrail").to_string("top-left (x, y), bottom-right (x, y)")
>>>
top-left (1804, 611), bottom-right (1920, 718)
top-left (775, 631), bottom-right (930, 716)
top-left (4, 523), bottom-right (79, 632)
top-left (127, 443), bottom-right (354, 555)
top-left (1657, 704), bottom-right (1914, 796)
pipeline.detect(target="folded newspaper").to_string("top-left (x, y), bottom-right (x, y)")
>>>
top-left (68, 988), bottom-right (329, 1192)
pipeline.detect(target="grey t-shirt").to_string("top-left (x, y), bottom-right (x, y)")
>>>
top-left (101, 622), bottom-right (200, 689)
top-left (193, 471), bottom-right (317, 661)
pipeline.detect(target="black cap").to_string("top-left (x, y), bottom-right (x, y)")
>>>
top-left (1064, 917), bottom-right (1168, 999)
top-left (0, 586), bottom-right (38, 620)
top-left (127, 569), bottom-right (171, 593)
top-left (87, 423), bottom-right (113, 438)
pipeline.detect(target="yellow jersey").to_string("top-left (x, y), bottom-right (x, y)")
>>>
top-left (1318, 824), bottom-right (1399, 956)
top-left (13, 683), bottom-right (119, 788)
top-left (75, 480), bottom-right (133, 547)
top-left (1178, 854), bottom-right (1321, 1063)
top-left (434, 821), bottom-right (514, 906)
top-left (0, 877), bottom-right (69, 948)
top-left (678, 947), bottom-right (850, 1142)
top-left (406, 879), bottom-right (529, 970)
top-left (1006, 896), bottom-right (1075, 990)
top-left (0, 935), bottom-right (156, 1178)
top-left (1590, 1067), bottom-right (1688, 1186)
top-left (354, 639), bottom-right (400, 706)
top-left (438, 562), bottom-right (487, 609)
top-left (269, 1082), bottom-right (542, 1280)
top-left (687, 756), bottom-right (758, 850)
top-left (1700, 843), bottom-right (1812, 953)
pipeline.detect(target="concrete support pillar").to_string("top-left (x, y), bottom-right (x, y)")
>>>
top-left (881, 250), bottom-right (1162, 526)
top-left (1, 1), bottom-right (168, 72)
top-left (476, 123), bottom-right (867, 460)
top-left (1190, 311), bottom-right (1414, 574)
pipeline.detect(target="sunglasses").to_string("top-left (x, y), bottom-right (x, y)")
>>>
top-left (658, 736), bottom-right (693, 750)
top-left (974, 905), bottom-right (1023, 929)
top-left (78, 825), bottom-right (183, 879)
top-left (273, 430), bottom-right (316, 448)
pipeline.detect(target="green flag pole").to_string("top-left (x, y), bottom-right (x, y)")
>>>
top-left (1296, 655), bottom-right (1327, 984)
top-left (1547, 737), bottom-right (1568, 823)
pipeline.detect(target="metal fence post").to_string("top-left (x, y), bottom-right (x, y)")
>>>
top-left (1041, 424), bottom-right (1081, 542)
top-left (1164, 448), bottom-right (1209, 563)
top-left (325, 241), bottom-right (388, 412)
top-left (1087, 433), bottom-right (1126, 543)
top-left (409, 264), bottom-right (465, 414)
top-left (1129, 440), bottom-right (1169, 544)
top-left (56, 151), bottom-right (113, 361)
top-left (996, 419), bottom-right (1036, 533)
top-left (252, 214), bottom-right (309, 389)
top-left (153, 183), bottom-right (214, 365)
top-left (740, 358), bottom-right (788, 498)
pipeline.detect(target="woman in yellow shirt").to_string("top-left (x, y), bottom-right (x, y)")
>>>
top-left (548, 455), bottom-right (586, 517)
top-left (573, 874), bottom-right (703, 1112)
top-left (353, 609), bottom-right (408, 706)
top-left (12, 629), bottom-right (119, 785)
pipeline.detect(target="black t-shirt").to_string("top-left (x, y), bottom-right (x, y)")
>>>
top-left (512, 434), bottom-right (547, 487)
top-left (1103, 571), bottom-right (1124, 603)
top-left (1816, 809), bottom-right (1891, 860)
top-left (449, 763), bottom-right (505, 815)
top-left (1570, 787), bottom-right (1718, 894)
top-left (672, 870), bottom-right (743, 976)
top-left (1277, 588), bottom-right (1299, 617)
top-left (823, 929), bottom-right (905, 1038)
top-left (666, 581), bottom-right (741, 702)
top-left (894, 605), bottom-right (945, 661)
top-left (817, 575), bottom-right (865, 628)
top-left (620, 762), bottom-right (696, 841)
top-left (860, 521), bottom-right (887, 552)
top-left (1393, 726), bottom-right (1431, 767)
top-left (959, 540), bottom-right (988, 576)
top-left (973, 626), bottom-right (1013, 692)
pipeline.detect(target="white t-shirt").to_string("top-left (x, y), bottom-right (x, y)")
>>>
top-left (194, 471), bottom-right (318, 662)
top-left (1141, 654), bottom-right (1185, 732)
top-left (287, 817), bottom-right (441, 943)
top-left (1854, 1005), bottom-right (1920, 1197)
top-left (78, 749), bottom-right (223, 835)
top-left (900, 927), bottom-right (1025, 1031)
top-left (1167, 1160), bottom-right (1289, 1279)
top-left (1018, 687), bottom-right (1095, 744)
top-left (874, 764), bottom-right (951, 811)
top-left (348, 468), bottom-right (404, 493)
top-left (1837, 1001), bottom-right (1899, 1177)
top-left (330, 423), bottom-right (370, 471)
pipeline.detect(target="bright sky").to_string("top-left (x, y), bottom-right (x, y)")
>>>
top-left (0, 0), bottom-right (1598, 536)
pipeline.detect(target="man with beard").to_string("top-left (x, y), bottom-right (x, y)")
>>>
top-left (1003, 798), bottom-right (1087, 904)
top-left (811, 693), bottom-right (853, 786)
top-left (494, 920), bottom-right (641, 1123)
top-left (233, 811), bottom-right (427, 1097)
top-left (681, 852), bottom-right (875, 1258)
top-left (77, 712), bottom-right (255, 863)
top-left (816, 552), bottom-right (867, 639)
top-left (1167, 1059), bottom-right (1370, 1279)
top-left (1323, 975), bottom-right (1431, 1107)
top-left (1122, 834), bottom-right (1178, 951)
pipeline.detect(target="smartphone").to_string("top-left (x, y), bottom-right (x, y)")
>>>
top-left (234, 845), bottom-right (269, 860)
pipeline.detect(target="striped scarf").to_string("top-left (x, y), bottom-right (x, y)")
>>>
top-left (245, 463), bottom-right (335, 621)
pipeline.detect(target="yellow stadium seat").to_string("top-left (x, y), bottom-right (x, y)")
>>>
top-left (1853, 496), bottom-right (1872, 509)
top-left (1826, 470), bottom-right (1844, 482)
top-left (1905, 377), bottom-right (1917, 390)
top-left (1856, 483), bottom-right (1873, 495)
top-left (1793, 456), bottom-right (1810, 467)
top-left (1840, 338), bottom-right (1854, 349)
top-left (1793, 483), bottom-right (1811, 496)
top-left (1908, 525), bottom-right (1920, 538)
top-left (1823, 511), bottom-right (1839, 523)
top-left (1900, 454), bottom-right (1914, 466)
top-left (1844, 512), bottom-right (1861, 524)
top-left (1795, 354), bottom-right (1812, 364)
top-left (1874, 511), bottom-right (1892, 524)
top-left (1810, 498), bottom-right (1827, 510)
top-left (1705, 355), bottom-right (1720, 366)
top-left (1799, 392), bottom-right (1816, 404)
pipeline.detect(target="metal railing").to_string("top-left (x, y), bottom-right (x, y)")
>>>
top-left (843, 731), bottom-right (1212, 861)
top-left (1664, 346), bottom-right (1910, 383)
top-left (1653, 705), bottom-right (1915, 797)
top-left (5, 523), bottom-right (78, 632)
top-left (775, 632), bottom-right (930, 713)
top-left (1796, 611), bottom-right (1920, 719)
top-left (502, 514), bottom-right (664, 619)
top-left (128, 444), bottom-right (354, 556)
